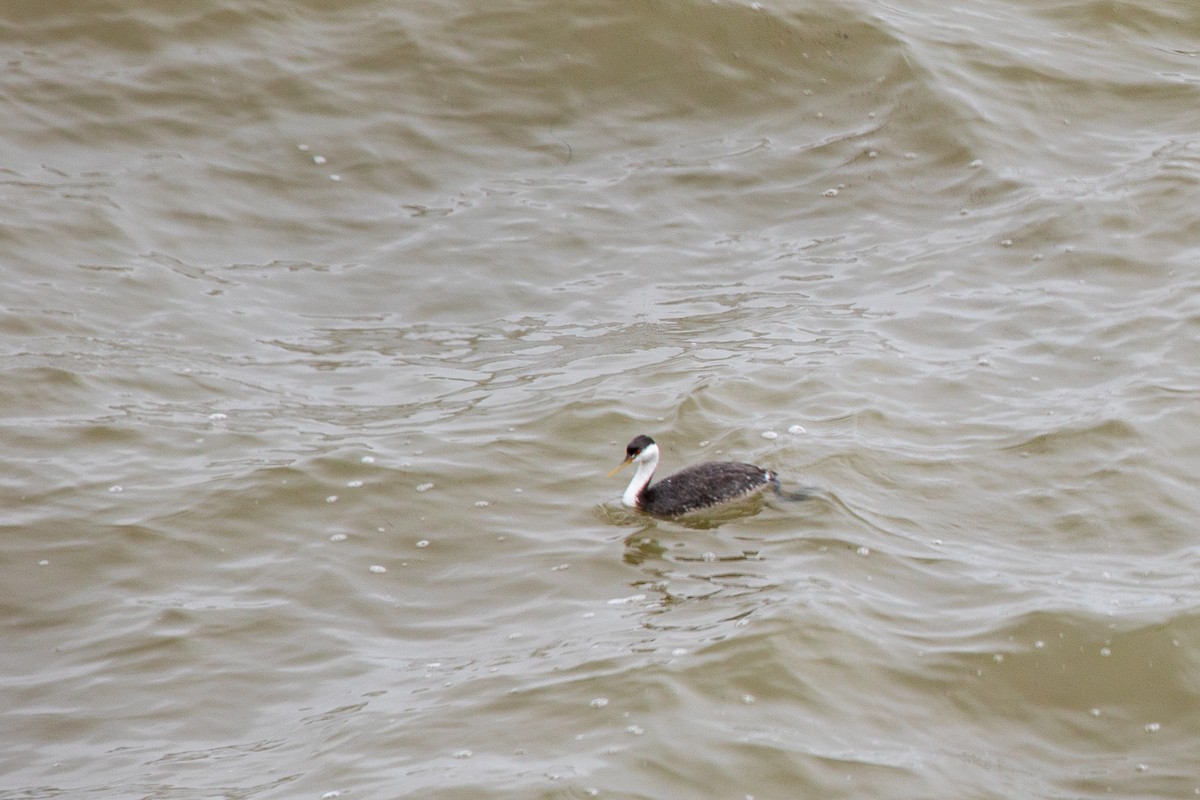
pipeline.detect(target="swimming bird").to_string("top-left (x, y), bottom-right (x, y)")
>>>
top-left (608, 434), bottom-right (801, 517)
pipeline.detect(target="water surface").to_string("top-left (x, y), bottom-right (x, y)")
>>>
top-left (3, 1), bottom-right (1200, 797)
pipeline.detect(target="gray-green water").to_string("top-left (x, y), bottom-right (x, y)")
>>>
top-left (4, 1), bottom-right (1200, 797)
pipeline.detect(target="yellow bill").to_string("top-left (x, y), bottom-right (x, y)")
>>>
top-left (607, 457), bottom-right (632, 477)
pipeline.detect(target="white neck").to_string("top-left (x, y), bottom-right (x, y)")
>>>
top-left (622, 443), bottom-right (660, 507)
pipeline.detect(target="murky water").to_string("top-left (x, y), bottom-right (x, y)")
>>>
top-left (3, 1), bottom-right (1200, 797)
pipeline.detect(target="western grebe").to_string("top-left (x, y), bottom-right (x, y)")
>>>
top-left (608, 434), bottom-right (800, 517)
